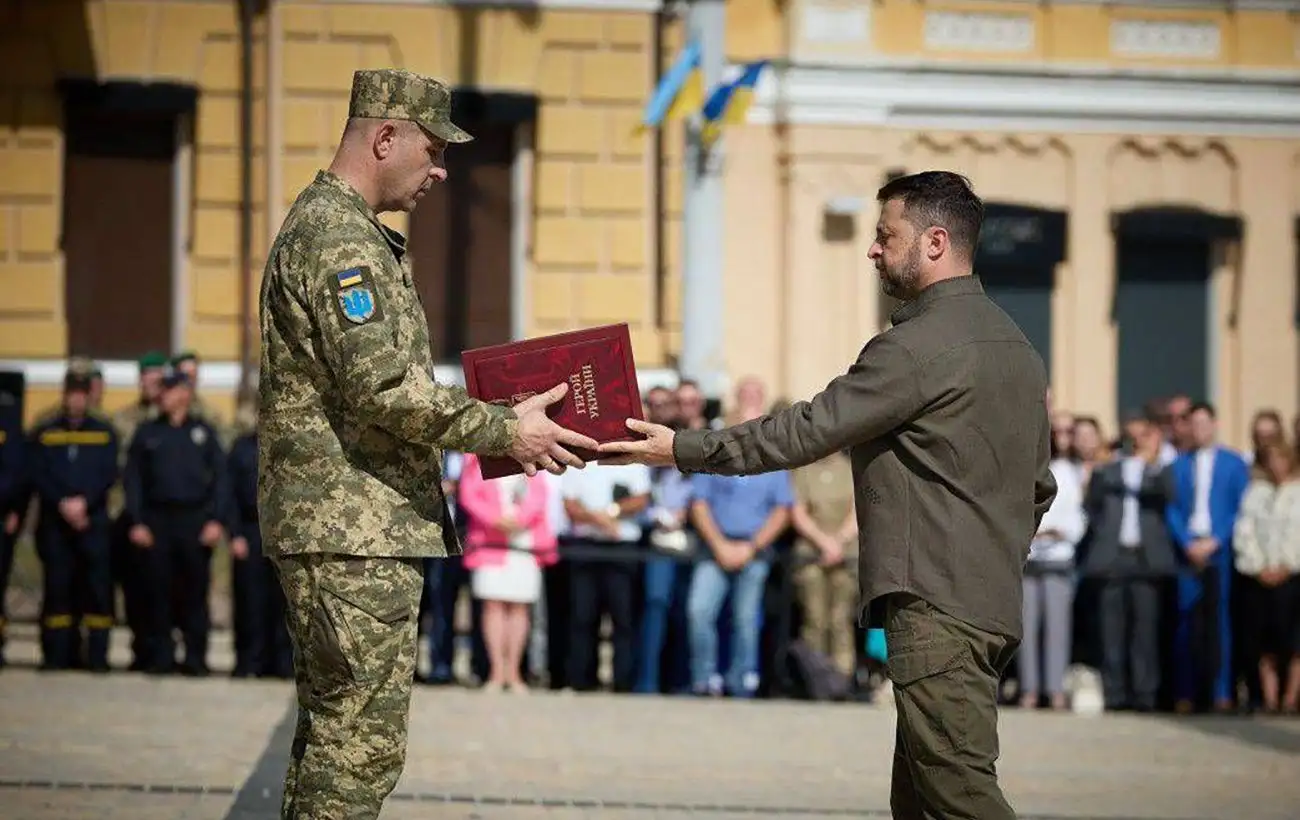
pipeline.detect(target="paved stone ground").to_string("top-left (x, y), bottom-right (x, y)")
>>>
top-left (1, 624), bottom-right (1299, 820)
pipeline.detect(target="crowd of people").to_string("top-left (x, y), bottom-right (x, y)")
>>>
top-left (0, 352), bottom-right (277, 678)
top-left (1032, 396), bottom-right (1300, 715)
top-left (1, 353), bottom-right (1299, 714)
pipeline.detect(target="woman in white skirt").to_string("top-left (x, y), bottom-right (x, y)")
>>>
top-left (457, 454), bottom-right (559, 693)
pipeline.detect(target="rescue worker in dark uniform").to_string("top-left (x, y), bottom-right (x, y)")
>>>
top-left (225, 400), bottom-right (292, 678)
top-left (23, 357), bottom-right (107, 669)
top-left (110, 351), bottom-right (166, 671)
top-left (27, 371), bottom-right (120, 672)
top-left (0, 384), bottom-right (27, 670)
top-left (124, 366), bottom-right (227, 676)
top-left (31, 357), bottom-right (107, 427)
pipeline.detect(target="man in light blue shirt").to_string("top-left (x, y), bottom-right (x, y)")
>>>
top-left (687, 470), bottom-right (794, 696)
top-left (635, 463), bottom-right (694, 693)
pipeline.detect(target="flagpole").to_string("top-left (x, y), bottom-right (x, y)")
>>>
top-left (680, 0), bottom-right (727, 404)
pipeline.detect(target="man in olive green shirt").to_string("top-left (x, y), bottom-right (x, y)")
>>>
top-left (258, 68), bottom-right (597, 820)
top-left (603, 171), bottom-right (1056, 819)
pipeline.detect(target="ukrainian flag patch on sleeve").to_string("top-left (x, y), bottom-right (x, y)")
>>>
top-left (331, 264), bottom-right (384, 327)
top-left (336, 268), bottom-right (364, 289)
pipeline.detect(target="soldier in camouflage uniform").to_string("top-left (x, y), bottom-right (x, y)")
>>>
top-left (110, 351), bottom-right (167, 669)
top-left (257, 68), bottom-right (599, 820)
top-left (112, 352), bottom-right (167, 456)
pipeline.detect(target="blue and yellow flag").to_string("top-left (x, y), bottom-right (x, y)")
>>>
top-left (700, 59), bottom-right (769, 147)
top-left (634, 40), bottom-right (703, 135)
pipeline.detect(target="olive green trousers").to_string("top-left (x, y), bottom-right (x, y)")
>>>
top-left (884, 593), bottom-right (1020, 820)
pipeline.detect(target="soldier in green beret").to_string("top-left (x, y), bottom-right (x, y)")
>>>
top-left (109, 350), bottom-right (168, 669)
top-left (258, 68), bottom-right (598, 820)
top-left (113, 352), bottom-right (167, 462)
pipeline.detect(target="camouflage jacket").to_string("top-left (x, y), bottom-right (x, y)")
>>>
top-left (111, 400), bottom-right (159, 468)
top-left (256, 170), bottom-right (518, 559)
top-left (107, 400), bottom-right (159, 518)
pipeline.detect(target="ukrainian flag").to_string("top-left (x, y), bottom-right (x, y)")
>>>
top-left (633, 40), bottom-right (703, 134)
top-left (700, 59), bottom-right (769, 147)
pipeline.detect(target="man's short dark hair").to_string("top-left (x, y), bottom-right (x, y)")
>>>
top-left (1189, 401), bottom-right (1216, 419)
top-left (875, 170), bottom-right (984, 259)
top-left (1142, 397), bottom-right (1169, 423)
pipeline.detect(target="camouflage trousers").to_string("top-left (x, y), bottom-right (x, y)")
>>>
top-left (273, 554), bottom-right (424, 820)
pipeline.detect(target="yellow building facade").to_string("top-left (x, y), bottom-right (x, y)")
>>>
top-left (722, 0), bottom-right (1300, 449)
top-left (2, 0), bottom-right (1298, 451)
top-left (1, 0), bottom-right (782, 425)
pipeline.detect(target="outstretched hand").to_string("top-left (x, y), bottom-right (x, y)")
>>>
top-left (508, 382), bottom-right (600, 476)
top-left (596, 418), bottom-right (677, 467)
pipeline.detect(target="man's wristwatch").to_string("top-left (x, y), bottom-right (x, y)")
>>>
top-left (605, 502), bottom-right (621, 519)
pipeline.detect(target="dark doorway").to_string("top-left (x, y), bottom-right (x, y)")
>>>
top-left (408, 123), bottom-right (514, 359)
top-left (406, 90), bottom-right (537, 360)
top-left (974, 203), bottom-right (1068, 377)
top-left (1112, 206), bottom-right (1242, 420)
top-left (59, 80), bottom-right (195, 360)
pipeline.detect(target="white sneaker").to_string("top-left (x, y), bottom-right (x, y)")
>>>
top-left (874, 679), bottom-right (895, 708)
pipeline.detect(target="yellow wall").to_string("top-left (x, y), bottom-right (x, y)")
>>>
top-left (6, 0), bottom-right (1297, 428)
top-left (723, 123), bottom-right (1299, 451)
top-left (781, 0), bottom-right (1300, 70)
top-left (0, 0), bottom-right (736, 373)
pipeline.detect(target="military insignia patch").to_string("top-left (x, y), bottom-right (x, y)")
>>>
top-left (330, 265), bottom-right (385, 327)
top-left (338, 286), bottom-right (377, 324)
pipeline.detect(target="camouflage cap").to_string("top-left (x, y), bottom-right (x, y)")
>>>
top-left (348, 69), bottom-right (473, 144)
top-left (64, 371), bottom-right (94, 393)
top-left (67, 356), bottom-right (101, 378)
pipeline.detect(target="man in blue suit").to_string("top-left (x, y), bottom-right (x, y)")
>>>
top-left (1165, 401), bottom-right (1249, 713)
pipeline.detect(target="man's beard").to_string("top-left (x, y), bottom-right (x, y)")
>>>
top-left (878, 240), bottom-right (923, 300)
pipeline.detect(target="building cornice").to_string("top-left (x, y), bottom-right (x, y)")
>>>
top-left (0, 360), bottom-right (682, 394)
top-left (302, 0), bottom-right (666, 12)
top-left (748, 61), bottom-right (1300, 136)
top-left (996, 0), bottom-right (1300, 10)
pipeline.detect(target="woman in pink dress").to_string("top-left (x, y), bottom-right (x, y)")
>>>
top-left (458, 454), bottom-right (558, 693)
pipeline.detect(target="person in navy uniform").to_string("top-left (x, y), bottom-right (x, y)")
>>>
top-left (124, 365), bottom-right (228, 676)
top-left (27, 371), bottom-right (120, 672)
top-left (225, 400), bottom-right (292, 679)
top-left (0, 383), bottom-right (27, 669)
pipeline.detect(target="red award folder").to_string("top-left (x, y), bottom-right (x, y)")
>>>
top-left (461, 323), bottom-right (647, 479)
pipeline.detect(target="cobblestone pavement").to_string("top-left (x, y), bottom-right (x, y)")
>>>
top-left (1, 625), bottom-right (1298, 820)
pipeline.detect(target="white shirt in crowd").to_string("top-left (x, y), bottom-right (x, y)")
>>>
top-left (561, 462), bottom-right (653, 542)
top-left (1027, 458), bottom-right (1087, 564)
top-left (1118, 455), bottom-right (1146, 548)
top-left (1189, 447), bottom-right (1215, 537)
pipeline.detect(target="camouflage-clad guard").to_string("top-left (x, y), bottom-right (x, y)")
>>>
top-left (112, 352), bottom-right (167, 462)
top-left (257, 68), bottom-right (598, 820)
top-left (110, 351), bottom-right (166, 670)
